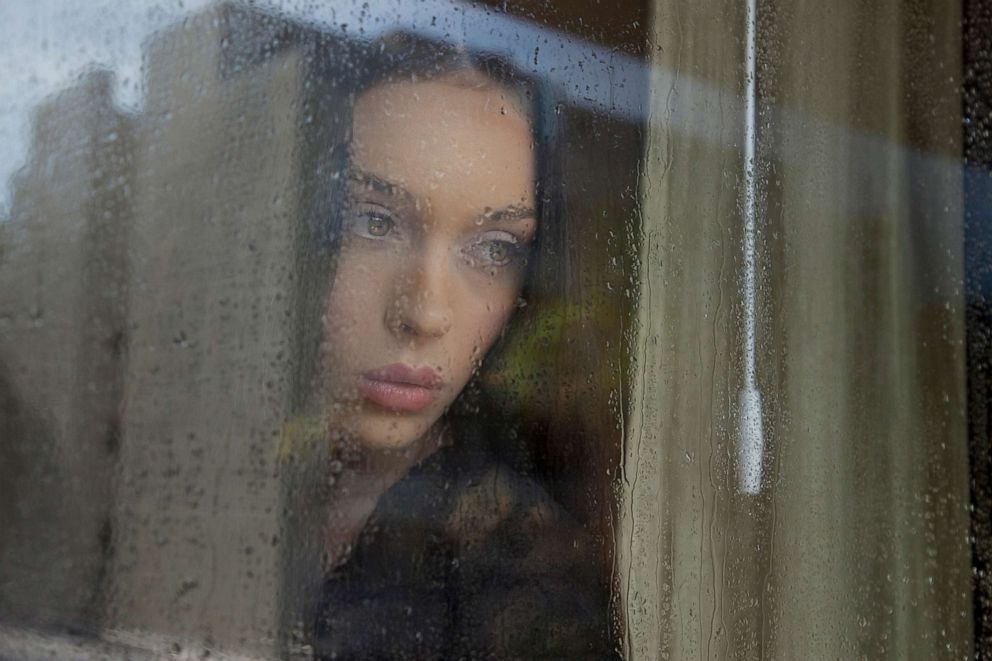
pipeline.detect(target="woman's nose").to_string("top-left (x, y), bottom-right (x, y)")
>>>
top-left (386, 247), bottom-right (454, 340)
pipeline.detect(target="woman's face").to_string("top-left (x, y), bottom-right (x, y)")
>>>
top-left (321, 73), bottom-right (537, 451)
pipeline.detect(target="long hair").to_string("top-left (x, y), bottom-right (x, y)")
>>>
top-left (289, 32), bottom-right (555, 421)
top-left (277, 29), bottom-right (620, 656)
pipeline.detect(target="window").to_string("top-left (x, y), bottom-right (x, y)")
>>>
top-left (0, 0), bottom-right (988, 658)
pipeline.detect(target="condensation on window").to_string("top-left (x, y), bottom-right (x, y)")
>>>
top-left (0, 1), bottom-right (640, 658)
top-left (0, 0), bottom-right (987, 660)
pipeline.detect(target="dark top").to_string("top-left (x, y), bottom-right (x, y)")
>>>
top-left (311, 432), bottom-right (615, 660)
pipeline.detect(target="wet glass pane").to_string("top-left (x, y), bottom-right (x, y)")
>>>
top-left (0, 0), bottom-right (989, 659)
top-left (0, 2), bottom-right (639, 658)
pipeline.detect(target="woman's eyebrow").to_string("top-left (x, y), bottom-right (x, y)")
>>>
top-left (348, 169), bottom-right (414, 204)
top-left (481, 205), bottom-right (537, 223)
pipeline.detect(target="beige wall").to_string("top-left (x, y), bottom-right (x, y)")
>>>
top-left (105, 7), bottom-right (305, 656)
top-left (0, 69), bottom-right (131, 630)
top-left (0, 5), bottom-right (310, 656)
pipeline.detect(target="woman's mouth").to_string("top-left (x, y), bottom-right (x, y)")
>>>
top-left (358, 364), bottom-right (445, 412)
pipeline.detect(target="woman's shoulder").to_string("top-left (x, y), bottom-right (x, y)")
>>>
top-left (315, 435), bottom-right (617, 659)
top-left (371, 430), bottom-right (562, 533)
top-left (444, 442), bottom-right (564, 534)
top-left (436, 440), bottom-right (616, 658)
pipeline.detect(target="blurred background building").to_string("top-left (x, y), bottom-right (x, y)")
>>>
top-left (0, 4), bottom-right (307, 655)
top-left (0, 3), bottom-right (640, 657)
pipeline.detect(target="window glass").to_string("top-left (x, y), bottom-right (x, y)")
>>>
top-left (0, 0), bottom-right (987, 659)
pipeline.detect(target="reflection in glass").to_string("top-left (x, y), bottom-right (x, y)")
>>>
top-left (0, 3), bottom-right (635, 658)
top-left (280, 33), bottom-right (616, 658)
top-left (3, 0), bottom-right (986, 659)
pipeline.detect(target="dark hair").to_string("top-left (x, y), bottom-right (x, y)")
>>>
top-left (277, 30), bottom-right (573, 653)
top-left (288, 32), bottom-right (558, 422)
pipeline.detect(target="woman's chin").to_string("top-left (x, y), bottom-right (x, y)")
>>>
top-left (357, 433), bottom-right (419, 452)
top-left (353, 416), bottom-right (434, 453)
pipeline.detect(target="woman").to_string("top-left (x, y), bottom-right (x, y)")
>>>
top-left (281, 32), bottom-right (616, 659)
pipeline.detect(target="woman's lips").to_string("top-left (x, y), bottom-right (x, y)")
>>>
top-left (358, 364), bottom-right (444, 412)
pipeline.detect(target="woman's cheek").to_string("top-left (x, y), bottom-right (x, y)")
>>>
top-left (321, 267), bottom-right (377, 382)
top-left (475, 293), bottom-right (517, 354)
top-left (327, 256), bottom-right (382, 326)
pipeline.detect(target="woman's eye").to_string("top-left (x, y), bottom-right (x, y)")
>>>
top-left (465, 231), bottom-right (525, 268)
top-left (484, 241), bottom-right (511, 264)
top-left (344, 206), bottom-right (396, 240)
top-left (365, 213), bottom-right (393, 237)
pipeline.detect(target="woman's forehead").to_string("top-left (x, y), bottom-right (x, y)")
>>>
top-left (349, 76), bottom-right (536, 215)
top-left (361, 68), bottom-right (529, 118)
